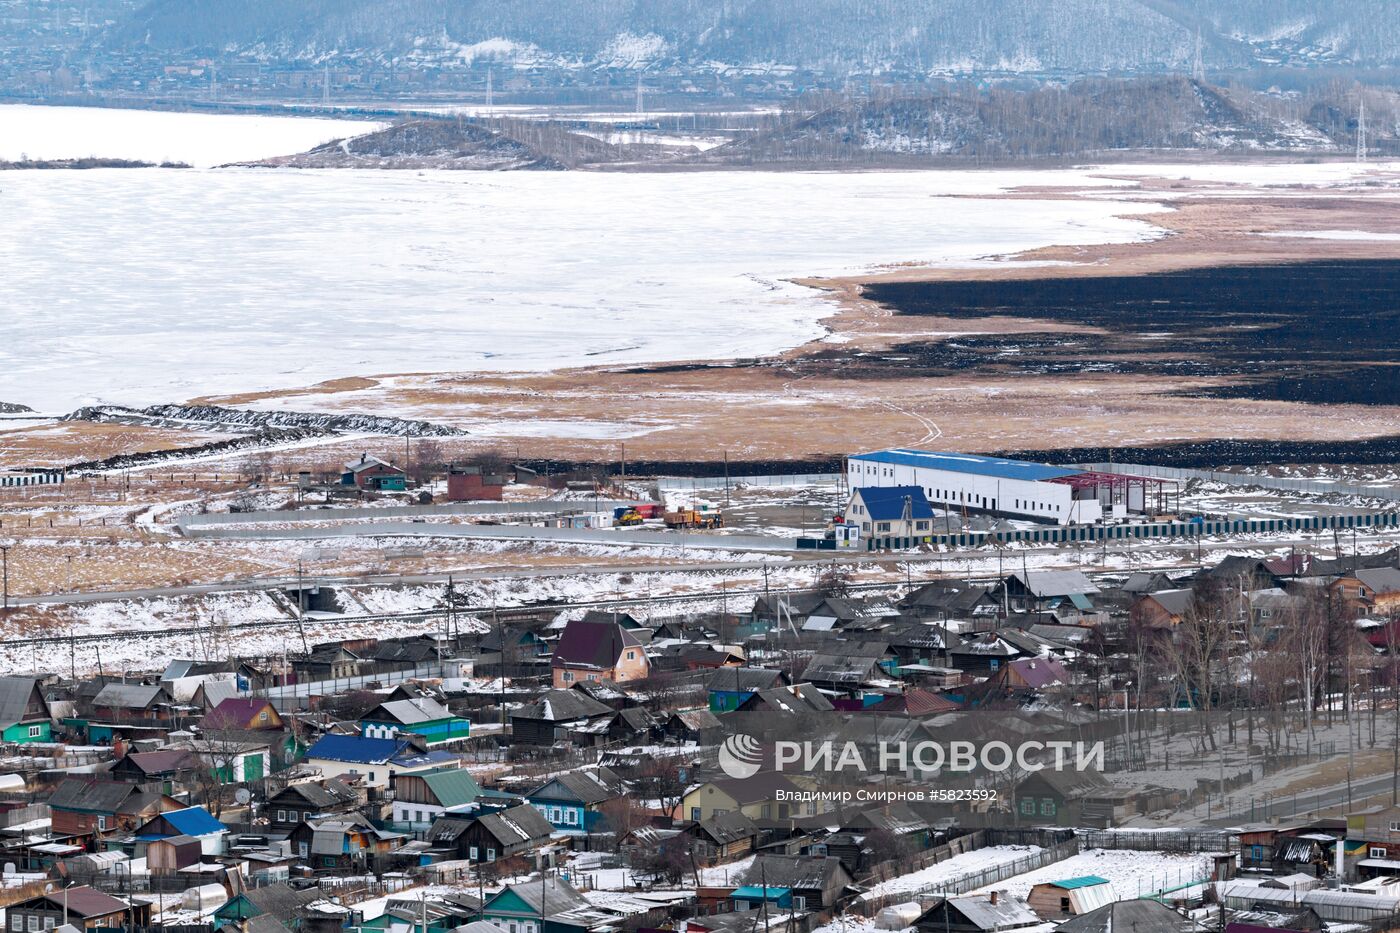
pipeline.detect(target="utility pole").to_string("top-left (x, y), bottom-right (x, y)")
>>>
top-left (486, 68), bottom-right (494, 113)
top-left (1357, 96), bottom-right (1368, 163)
top-left (0, 541), bottom-right (10, 617)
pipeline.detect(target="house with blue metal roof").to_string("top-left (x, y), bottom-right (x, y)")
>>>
top-left (303, 734), bottom-right (459, 788)
top-left (133, 806), bottom-right (227, 857)
top-left (844, 486), bottom-right (935, 540)
top-left (847, 449), bottom-right (1100, 526)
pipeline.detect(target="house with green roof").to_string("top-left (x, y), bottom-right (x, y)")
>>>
top-left (391, 767), bottom-right (483, 830)
top-left (1027, 876), bottom-right (1115, 920)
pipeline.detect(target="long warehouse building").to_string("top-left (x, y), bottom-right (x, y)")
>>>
top-left (847, 449), bottom-right (1174, 526)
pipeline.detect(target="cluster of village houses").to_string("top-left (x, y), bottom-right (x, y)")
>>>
top-left (0, 544), bottom-right (1398, 933)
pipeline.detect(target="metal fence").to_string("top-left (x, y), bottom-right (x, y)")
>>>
top-left (866, 508), bottom-right (1400, 551)
top-left (1080, 462), bottom-right (1400, 502)
top-left (657, 473), bottom-right (841, 492)
top-left (178, 498), bottom-right (638, 529)
top-left (1077, 830), bottom-right (1236, 853)
top-left (856, 835), bottom-right (1080, 914)
top-left (0, 472), bottom-right (63, 487)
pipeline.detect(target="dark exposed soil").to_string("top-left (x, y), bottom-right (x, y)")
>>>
top-left (856, 259), bottom-right (1400, 407)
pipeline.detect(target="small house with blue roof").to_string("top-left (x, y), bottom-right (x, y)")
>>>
top-left (844, 486), bottom-right (935, 540)
top-left (133, 806), bottom-right (227, 857)
top-left (303, 734), bottom-right (458, 789)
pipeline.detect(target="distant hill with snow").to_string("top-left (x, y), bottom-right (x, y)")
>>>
top-left (111, 0), bottom-right (1400, 77)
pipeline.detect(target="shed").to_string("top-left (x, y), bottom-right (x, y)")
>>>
top-left (1027, 876), bottom-right (1114, 920)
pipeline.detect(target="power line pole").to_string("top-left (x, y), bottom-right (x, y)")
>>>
top-left (1357, 96), bottom-right (1368, 162)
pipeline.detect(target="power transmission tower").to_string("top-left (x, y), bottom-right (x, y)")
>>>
top-left (1192, 28), bottom-right (1206, 83)
top-left (322, 66), bottom-right (330, 108)
top-left (636, 71), bottom-right (644, 116)
top-left (1357, 97), bottom-right (1368, 162)
top-left (486, 68), bottom-right (493, 112)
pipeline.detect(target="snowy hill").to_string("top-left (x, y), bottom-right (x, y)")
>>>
top-left (111, 0), bottom-right (1400, 76)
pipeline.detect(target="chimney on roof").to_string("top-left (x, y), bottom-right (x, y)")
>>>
top-left (360, 454), bottom-right (367, 464)
top-left (990, 891), bottom-right (999, 905)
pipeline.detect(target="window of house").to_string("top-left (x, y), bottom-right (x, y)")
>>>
top-left (10, 914), bottom-right (22, 931)
top-left (1373, 847), bottom-right (1389, 858)
top-left (368, 772), bottom-right (376, 782)
top-left (1041, 799), bottom-right (1057, 816)
top-left (42, 920), bottom-right (52, 931)
top-left (877, 522), bottom-right (890, 532)
top-left (509, 923), bottom-right (517, 933)
top-left (26, 917), bottom-right (37, 932)
top-left (563, 672), bottom-right (574, 682)
top-left (470, 846), bottom-right (479, 860)
top-left (1390, 821), bottom-right (1400, 832)
top-left (323, 856), bottom-right (336, 867)
top-left (1020, 798), bottom-right (1035, 815)
top-left (626, 651), bottom-right (635, 660)
top-left (734, 900), bottom-right (749, 911)
top-left (1060, 897), bottom-right (1071, 912)
top-left (793, 896), bottom-right (807, 910)
top-left (691, 808), bottom-right (701, 821)
top-left (916, 521), bottom-right (929, 531)
top-left (27, 726), bottom-right (40, 738)
top-left (487, 848), bottom-right (496, 861)
top-left (97, 816), bottom-right (107, 830)
top-left (276, 809), bottom-right (286, 822)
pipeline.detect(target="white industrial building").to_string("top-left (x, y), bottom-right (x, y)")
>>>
top-left (846, 449), bottom-right (1171, 526)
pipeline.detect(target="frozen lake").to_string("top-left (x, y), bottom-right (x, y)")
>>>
top-left (0, 104), bottom-right (385, 167)
top-left (0, 167), bottom-right (1174, 412)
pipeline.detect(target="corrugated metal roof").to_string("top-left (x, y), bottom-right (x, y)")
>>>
top-left (851, 449), bottom-right (1079, 482)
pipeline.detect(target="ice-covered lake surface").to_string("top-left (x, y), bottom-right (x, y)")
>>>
top-left (0, 165), bottom-right (1177, 411)
top-left (4, 95), bottom-right (1392, 417)
top-left (0, 103), bottom-right (385, 167)
top-left (0, 161), bottom-right (1181, 409)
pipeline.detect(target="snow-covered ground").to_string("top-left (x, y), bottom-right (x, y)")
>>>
top-left (970, 848), bottom-right (1213, 901)
top-left (0, 104), bottom-right (385, 167)
top-left (860, 845), bottom-right (1043, 900)
top-left (1, 166), bottom-right (1168, 411)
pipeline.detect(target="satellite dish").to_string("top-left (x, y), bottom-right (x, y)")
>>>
top-left (234, 788), bottom-right (252, 805)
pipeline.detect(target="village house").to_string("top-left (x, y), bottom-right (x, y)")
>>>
top-left (342, 454), bottom-right (407, 491)
top-left (1058, 899), bottom-right (1206, 933)
top-left (707, 667), bottom-right (789, 712)
top-left (735, 855), bottom-right (853, 912)
top-left (109, 748), bottom-right (197, 794)
top-left (677, 811), bottom-right (760, 866)
top-left (289, 812), bottom-right (406, 873)
top-left (360, 696), bottom-right (472, 746)
top-left (0, 676), bottom-right (53, 743)
top-left (302, 734), bottom-right (458, 788)
top-left (48, 777), bottom-right (180, 837)
top-left (266, 778), bottom-right (363, 833)
top-left (915, 894), bottom-right (1042, 933)
top-left (6, 886), bottom-right (151, 931)
top-left (680, 773), bottom-right (821, 823)
top-left (997, 570), bottom-right (1100, 615)
top-left (391, 767), bottom-right (483, 829)
top-left (1347, 806), bottom-right (1400, 878)
top-left (480, 876), bottom-right (598, 933)
top-left (509, 688), bottom-right (614, 746)
top-left (132, 805), bottom-right (228, 858)
top-left (1330, 568), bottom-right (1400, 615)
top-left (204, 697), bottom-right (283, 732)
top-left (87, 683), bottom-right (176, 723)
top-left (844, 485), bottom-right (936, 540)
top-left (526, 766), bottom-right (625, 832)
top-left (551, 617), bottom-right (650, 687)
top-left (1132, 589), bottom-right (1196, 628)
top-left (426, 802), bottom-right (554, 863)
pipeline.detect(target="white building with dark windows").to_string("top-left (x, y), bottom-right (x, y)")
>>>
top-left (846, 449), bottom-right (1108, 525)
